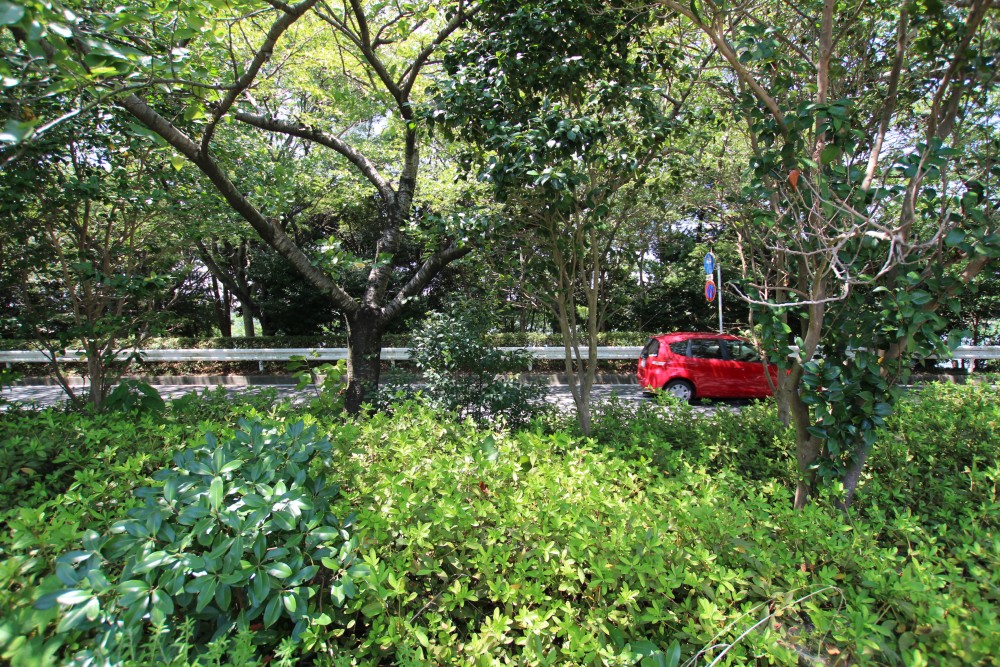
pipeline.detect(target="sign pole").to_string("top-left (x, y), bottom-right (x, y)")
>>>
top-left (717, 262), bottom-right (723, 333)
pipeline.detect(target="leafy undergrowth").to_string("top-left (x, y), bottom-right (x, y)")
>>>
top-left (0, 383), bottom-right (996, 666)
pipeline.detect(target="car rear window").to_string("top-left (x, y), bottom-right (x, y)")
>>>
top-left (641, 339), bottom-right (660, 358)
top-left (689, 339), bottom-right (726, 359)
top-left (728, 341), bottom-right (761, 362)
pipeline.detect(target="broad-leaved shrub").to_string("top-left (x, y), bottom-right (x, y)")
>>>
top-left (38, 420), bottom-right (365, 665)
top-left (397, 311), bottom-right (546, 427)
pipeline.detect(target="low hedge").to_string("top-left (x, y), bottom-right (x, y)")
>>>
top-left (0, 332), bottom-right (651, 352)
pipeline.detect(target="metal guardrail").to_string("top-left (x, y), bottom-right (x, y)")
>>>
top-left (1, 345), bottom-right (997, 365)
top-left (0, 346), bottom-right (646, 370)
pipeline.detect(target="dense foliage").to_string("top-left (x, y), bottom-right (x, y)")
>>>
top-left (389, 311), bottom-right (546, 427)
top-left (1, 382), bottom-right (996, 665)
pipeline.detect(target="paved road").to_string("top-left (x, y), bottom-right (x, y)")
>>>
top-left (1, 382), bottom-right (663, 413)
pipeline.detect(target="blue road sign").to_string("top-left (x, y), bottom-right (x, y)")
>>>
top-left (704, 252), bottom-right (715, 275)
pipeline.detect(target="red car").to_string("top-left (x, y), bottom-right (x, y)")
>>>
top-left (637, 332), bottom-right (778, 402)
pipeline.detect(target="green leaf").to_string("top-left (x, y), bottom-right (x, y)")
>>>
top-left (944, 229), bottom-right (966, 247)
top-left (135, 551), bottom-right (172, 573)
top-left (196, 577), bottom-right (218, 612)
top-left (150, 590), bottom-right (174, 625)
top-left (263, 595), bottom-right (282, 628)
top-left (346, 563), bottom-right (371, 579)
top-left (117, 580), bottom-right (150, 595)
top-left (169, 156), bottom-right (186, 171)
top-left (282, 591), bottom-right (297, 613)
top-left (271, 511), bottom-right (296, 531)
top-left (806, 426), bottom-right (828, 439)
top-left (163, 476), bottom-right (178, 503)
top-left (330, 580), bottom-right (346, 607)
top-left (209, 476), bottom-right (224, 510)
top-left (57, 598), bottom-right (99, 633)
top-left (48, 23), bottom-right (73, 38)
top-left (0, 1), bottom-right (25, 26)
top-left (54, 589), bottom-right (92, 606)
top-left (820, 145), bottom-right (842, 165)
top-left (267, 562), bottom-right (293, 579)
top-left (360, 600), bottom-right (383, 617)
top-left (664, 640), bottom-right (681, 667)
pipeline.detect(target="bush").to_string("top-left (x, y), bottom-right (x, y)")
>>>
top-left (0, 389), bottom-right (288, 667)
top-left (2, 383), bottom-right (997, 666)
top-left (0, 332), bottom-right (651, 351)
top-left (314, 393), bottom-right (996, 665)
top-left (38, 420), bottom-right (363, 665)
top-left (586, 395), bottom-right (795, 483)
top-left (392, 311), bottom-right (547, 428)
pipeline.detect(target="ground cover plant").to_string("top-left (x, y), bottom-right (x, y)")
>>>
top-left (0, 382), bottom-right (996, 665)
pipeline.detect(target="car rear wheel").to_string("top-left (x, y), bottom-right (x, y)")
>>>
top-left (664, 379), bottom-right (694, 403)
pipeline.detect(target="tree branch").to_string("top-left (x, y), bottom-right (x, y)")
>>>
top-left (121, 94), bottom-right (360, 315)
top-left (382, 242), bottom-right (472, 322)
top-left (201, 0), bottom-right (320, 154)
top-left (658, 0), bottom-right (787, 131)
top-left (233, 112), bottom-right (395, 202)
top-left (399, 0), bottom-right (481, 98)
top-left (862, 9), bottom-right (908, 192)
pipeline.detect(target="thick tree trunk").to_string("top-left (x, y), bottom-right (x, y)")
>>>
top-left (260, 316), bottom-right (276, 337)
top-left (344, 308), bottom-right (384, 414)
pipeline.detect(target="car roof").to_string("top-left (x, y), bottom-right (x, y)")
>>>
top-left (651, 332), bottom-right (744, 342)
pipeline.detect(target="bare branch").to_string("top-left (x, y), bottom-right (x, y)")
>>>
top-left (382, 242), bottom-right (472, 322)
top-left (862, 9), bottom-right (909, 191)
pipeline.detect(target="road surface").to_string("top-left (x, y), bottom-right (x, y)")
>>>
top-left (2, 381), bottom-right (665, 413)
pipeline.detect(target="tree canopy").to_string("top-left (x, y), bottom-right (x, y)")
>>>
top-left (2, 0), bottom-right (997, 499)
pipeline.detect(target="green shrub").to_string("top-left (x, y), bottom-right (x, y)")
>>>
top-left (3, 383), bottom-right (997, 666)
top-left (0, 387), bottom-right (282, 516)
top-left (0, 389), bottom-right (289, 667)
top-left (586, 396), bottom-right (795, 484)
top-left (38, 420), bottom-right (364, 665)
top-left (311, 395), bottom-right (997, 665)
top-left (863, 381), bottom-right (999, 529)
top-left (0, 332), bottom-right (651, 351)
top-left (394, 311), bottom-right (547, 428)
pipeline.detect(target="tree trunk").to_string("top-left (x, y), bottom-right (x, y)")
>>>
top-left (789, 382), bottom-right (822, 510)
top-left (211, 277), bottom-right (232, 337)
top-left (344, 308), bottom-right (384, 414)
top-left (839, 444), bottom-right (872, 510)
top-left (242, 308), bottom-right (256, 338)
top-left (85, 340), bottom-right (105, 410)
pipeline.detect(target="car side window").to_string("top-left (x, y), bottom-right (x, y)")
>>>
top-left (641, 339), bottom-right (660, 358)
top-left (669, 341), bottom-right (688, 356)
top-left (689, 339), bottom-right (726, 360)
top-left (728, 341), bottom-right (761, 363)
